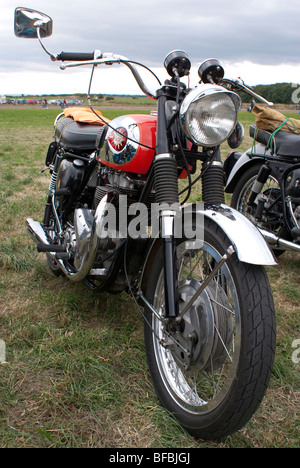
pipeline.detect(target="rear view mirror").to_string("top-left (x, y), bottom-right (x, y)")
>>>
top-left (14, 7), bottom-right (53, 39)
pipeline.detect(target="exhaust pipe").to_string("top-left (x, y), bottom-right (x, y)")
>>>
top-left (259, 228), bottom-right (300, 252)
top-left (26, 194), bottom-right (110, 281)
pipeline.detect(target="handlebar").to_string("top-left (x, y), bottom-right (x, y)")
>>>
top-left (18, 8), bottom-right (272, 107)
top-left (59, 53), bottom-right (161, 100)
top-left (36, 21), bottom-right (272, 106)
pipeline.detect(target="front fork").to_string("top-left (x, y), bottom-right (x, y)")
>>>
top-left (154, 89), bottom-right (180, 319)
top-left (153, 152), bottom-right (180, 319)
top-left (154, 152), bottom-right (225, 319)
top-left (153, 89), bottom-right (227, 319)
top-left (160, 209), bottom-right (179, 318)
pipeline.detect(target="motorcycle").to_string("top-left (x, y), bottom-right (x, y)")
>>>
top-left (224, 98), bottom-right (300, 255)
top-left (15, 7), bottom-right (277, 440)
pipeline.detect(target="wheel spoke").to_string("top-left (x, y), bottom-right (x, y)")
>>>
top-left (151, 239), bottom-right (240, 414)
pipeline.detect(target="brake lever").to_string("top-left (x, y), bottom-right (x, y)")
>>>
top-left (221, 78), bottom-right (274, 107)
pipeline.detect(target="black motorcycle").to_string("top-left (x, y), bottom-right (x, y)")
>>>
top-left (225, 104), bottom-right (300, 255)
top-left (15, 7), bottom-right (277, 439)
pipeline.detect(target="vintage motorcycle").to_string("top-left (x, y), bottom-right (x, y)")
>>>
top-left (224, 102), bottom-right (300, 256)
top-left (15, 7), bottom-right (277, 440)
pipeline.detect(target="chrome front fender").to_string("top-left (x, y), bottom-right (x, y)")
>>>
top-left (139, 202), bottom-right (277, 297)
top-left (184, 203), bottom-right (277, 266)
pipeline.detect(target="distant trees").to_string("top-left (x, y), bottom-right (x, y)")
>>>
top-left (239, 83), bottom-right (300, 104)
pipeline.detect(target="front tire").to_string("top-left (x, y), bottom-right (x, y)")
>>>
top-left (144, 218), bottom-right (276, 439)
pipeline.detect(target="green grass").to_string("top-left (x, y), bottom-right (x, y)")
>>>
top-left (0, 108), bottom-right (299, 448)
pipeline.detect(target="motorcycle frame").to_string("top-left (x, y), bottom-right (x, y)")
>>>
top-left (36, 78), bottom-right (276, 321)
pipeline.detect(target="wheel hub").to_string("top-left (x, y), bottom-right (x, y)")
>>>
top-left (166, 278), bottom-right (233, 373)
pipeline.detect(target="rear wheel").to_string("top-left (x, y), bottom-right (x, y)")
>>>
top-left (144, 218), bottom-right (276, 439)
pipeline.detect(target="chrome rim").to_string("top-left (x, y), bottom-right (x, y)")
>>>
top-left (152, 240), bottom-right (241, 414)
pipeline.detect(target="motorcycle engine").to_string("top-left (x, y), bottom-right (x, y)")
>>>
top-left (93, 168), bottom-right (156, 225)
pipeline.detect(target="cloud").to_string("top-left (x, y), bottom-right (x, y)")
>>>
top-left (1, 0), bottom-right (300, 94)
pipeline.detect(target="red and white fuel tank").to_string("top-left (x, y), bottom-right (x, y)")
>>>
top-left (98, 114), bottom-right (157, 174)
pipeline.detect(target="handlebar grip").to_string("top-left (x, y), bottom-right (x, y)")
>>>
top-left (57, 51), bottom-right (95, 62)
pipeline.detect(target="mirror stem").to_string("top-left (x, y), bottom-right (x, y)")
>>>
top-left (37, 27), bottom-right (57, 61)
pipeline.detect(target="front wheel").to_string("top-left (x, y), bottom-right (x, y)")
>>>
top-left (144, 219), bottom-right (276, 439)
top-left (230, 164), bottom-right (289, 256)
top-left (231, 164), bottom-right (283, 234)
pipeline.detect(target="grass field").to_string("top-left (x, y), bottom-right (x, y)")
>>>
top-left (0, 108), bottom-right (299, 448)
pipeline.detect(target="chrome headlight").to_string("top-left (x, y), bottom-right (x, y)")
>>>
top-left (180, 84), bottom-right (241, 147)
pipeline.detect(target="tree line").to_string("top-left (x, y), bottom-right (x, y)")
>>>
top-left (239, 82), bottom-right (299, 104)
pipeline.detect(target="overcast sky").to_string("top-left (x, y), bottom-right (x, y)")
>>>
top-left (1, 0), bottom-right (300, 96)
